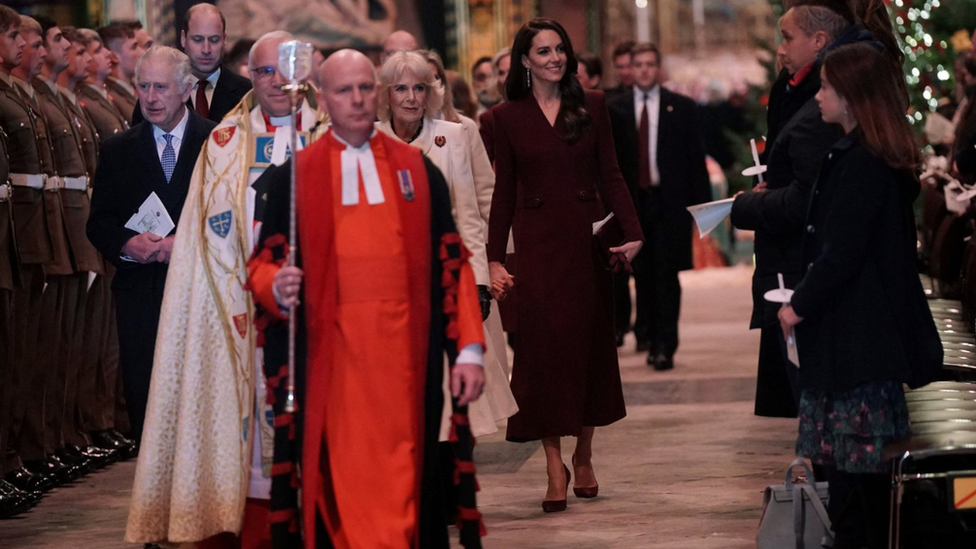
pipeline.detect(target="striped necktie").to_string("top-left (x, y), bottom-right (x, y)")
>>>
top-left (161, 133), bottom-right (176, 182)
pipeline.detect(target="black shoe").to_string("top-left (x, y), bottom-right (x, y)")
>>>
top-left (91, 430), bottom-right (124, 451)
top-left (107, 430), bottom-right (137, 460)
top-left (56, 448), bottom-right (95, 477)
top-left (4, 467), bottom-right (53, 493)
top-left (0, 481), bottom-right (32, 519)
top-left (1, 479), bottom-right (42, 508)
top-left (74, 444), bottom-right (119, 467)
top-left (46, 455), bottom-right (82, 484)
top-left (650, 353), bottom-right (674, 371)
top-left (23, 458), bottom-right (67, 487)
top-left (635, 339), bottom-right (651, 353)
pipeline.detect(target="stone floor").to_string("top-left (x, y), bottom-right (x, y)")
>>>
top-left (0, 265), bottom-right (801, 548)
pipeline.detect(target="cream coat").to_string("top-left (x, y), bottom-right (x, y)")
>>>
top-left (378, 116), bottom-right (517, 437)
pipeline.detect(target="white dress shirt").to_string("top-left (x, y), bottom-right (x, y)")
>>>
top-left (633, 85), bottom-right (661, 186)
top-left (152, 107), bottom-right (191, 161)
top-left (191, 68), bottom-right (221, 111)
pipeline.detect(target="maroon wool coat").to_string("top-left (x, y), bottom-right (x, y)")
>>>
top-left (487, 90), bottom-right (643, 442)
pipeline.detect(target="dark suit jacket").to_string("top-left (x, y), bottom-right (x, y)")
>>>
top-left (87, 109), bottom-right (215, 292)
top-left (791, 132), bottom-right (942, 392)
top-left (132, 68), bottom-right (251, 126)
top-left (607, 86), bottom-right (712, 271)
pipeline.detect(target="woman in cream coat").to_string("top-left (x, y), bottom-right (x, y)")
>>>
top-left (377, 51), bottom-right (517, 438)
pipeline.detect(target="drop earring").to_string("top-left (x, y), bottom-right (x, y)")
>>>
top-left (526, 68), bottom-right (531, 88)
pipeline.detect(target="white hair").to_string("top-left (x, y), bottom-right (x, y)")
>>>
top-left (135, 45), bottom-right (194, 93)
top-left (248, 30), bottom-right (296, 70)
top-left (376, 50), bottom-right (445, 122)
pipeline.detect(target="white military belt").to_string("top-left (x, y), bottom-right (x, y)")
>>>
top-left (9, 173), bottom-right (47, 190)
top-left (43, 176), bottom-right (62, 192)
top-left (61, 176), bottom-right (89, 192)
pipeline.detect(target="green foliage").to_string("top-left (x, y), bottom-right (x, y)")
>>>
top-left (890, 0), bottom-right (976, 125)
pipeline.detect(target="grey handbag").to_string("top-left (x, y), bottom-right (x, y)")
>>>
top-left (757, 459), bottom-right (834, 549)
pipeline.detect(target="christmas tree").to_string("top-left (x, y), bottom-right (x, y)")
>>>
top-left (886, 0), bottom-right (976, 125)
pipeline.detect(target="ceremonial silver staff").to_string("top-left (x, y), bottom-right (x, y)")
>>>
top-left (277, 40), bottom-right (314, 413)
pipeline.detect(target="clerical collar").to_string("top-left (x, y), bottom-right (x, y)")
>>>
top-left (263, 111), bottom-right (302, 132)
top-left (331, 128), bottom-right (378, 150)
top-left (333, 129), bottom-right (385, 206)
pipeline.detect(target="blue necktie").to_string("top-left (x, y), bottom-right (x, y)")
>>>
top-left (161, 133), bottom-right (176, 183)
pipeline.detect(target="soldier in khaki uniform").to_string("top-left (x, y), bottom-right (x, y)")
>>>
top-left (63, 27), bottom-right (135, 458)
top-left (98, 23), bottom-right (143, 123)
top-left (0, 13), bottom-right (63, 490)
top-left (77, 29), bottom-right (128, 139)
top-left (30, 16), bottom-right (111, 475)
top-left (0, 57), bottom-right (40, 515)
top-left (0, 93), bottom-right (43, 516)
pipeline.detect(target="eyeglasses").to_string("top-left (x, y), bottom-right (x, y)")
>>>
top-left (250, 65), bottom-right (277, 81)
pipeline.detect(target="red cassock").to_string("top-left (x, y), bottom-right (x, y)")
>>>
top-left (249, 131), bottom-right (485, 549)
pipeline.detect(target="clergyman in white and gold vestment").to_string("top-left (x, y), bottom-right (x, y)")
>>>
top-left (125, 31), bottom-right (324, 546)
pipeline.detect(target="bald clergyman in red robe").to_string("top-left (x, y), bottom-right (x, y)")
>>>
top-left (247, 49), bottom-right (487, 549)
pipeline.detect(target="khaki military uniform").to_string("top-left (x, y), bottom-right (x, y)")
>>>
top-left (105, 77), bottom-right (136, 125)
top-left (32, 76), bottom-right (100, 453)
top-left (78, 83), bottom-right (128, 140)
top-left (0, 125), bottom-right (22, 475)
top-left (0, 75), bottom-right (54, 465)
top-left (73, 84), bottom-right (127, 437)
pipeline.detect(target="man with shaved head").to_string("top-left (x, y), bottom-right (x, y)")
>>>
top-left (249, 49), bottom-right (487, 549)
top-left (124, 30), bottom-right (324, 548)
top-left (380, 29), bottom-right (419, 65)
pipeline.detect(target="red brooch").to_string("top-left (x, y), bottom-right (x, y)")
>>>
top-left (434, 135), bottom-right (446, 148)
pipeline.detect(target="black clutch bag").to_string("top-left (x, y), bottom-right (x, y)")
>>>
top-left (593, 213), bottom-right (630, 272)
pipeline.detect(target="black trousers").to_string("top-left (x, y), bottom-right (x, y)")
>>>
top-left (632, 218), bottom-right (681, 357)
top-left (0, 288), bottom-right (12, 474)
top-left (826, 467), bottom-right (891, 549)
top-left (114, 280), bottom-right (165, 440)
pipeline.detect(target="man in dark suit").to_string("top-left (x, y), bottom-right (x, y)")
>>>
top-left (131, 4), bottom-right (250, 127)
top-left (607, 42), bottom-right (711, 370)
top-left (87, 45), bottom-right (216, 439)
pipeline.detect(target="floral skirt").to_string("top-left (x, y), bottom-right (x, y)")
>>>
top-left (796, 380), bottom-right (910, 474)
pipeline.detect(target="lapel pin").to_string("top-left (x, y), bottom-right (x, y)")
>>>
top-left (434, 136), bottom-right (446, 148)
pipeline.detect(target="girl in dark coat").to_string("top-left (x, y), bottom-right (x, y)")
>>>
top-left (487, 19), bottom-right (643, 513)
top-left (778, 43), bottom-right (942, 549)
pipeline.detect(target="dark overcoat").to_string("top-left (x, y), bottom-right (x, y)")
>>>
top-left (791, 132), bottom-right (942, 392)
top-left (487, 90), bottom-right (642, 442)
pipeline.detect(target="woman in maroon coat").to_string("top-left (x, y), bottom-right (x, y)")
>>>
top-left (488, 18), bottom-right (643, 513)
